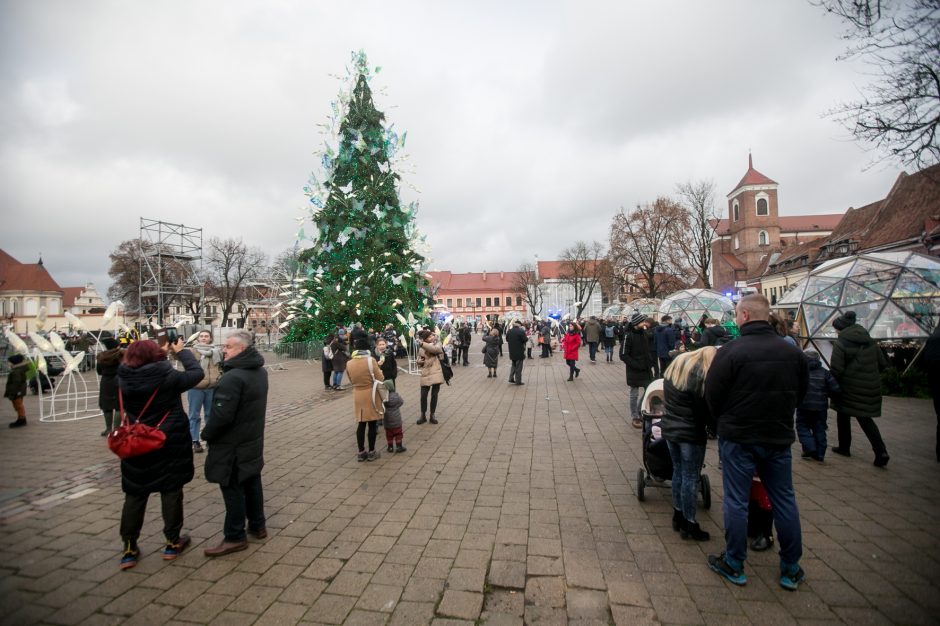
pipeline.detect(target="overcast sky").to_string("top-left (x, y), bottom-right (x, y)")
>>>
top-left (1, 0), bottom-right (907, 299)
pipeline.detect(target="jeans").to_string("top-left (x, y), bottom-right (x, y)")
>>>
top-left (188, 388), bottom-right (213, 442)
top-left (604, 344), bottom-right (614, 361)
top-left (332, 370), bottom-right (344, 388)
top-left (509, 359), bottom-right (524, 383)
top-left (796, 410), bottom-right (827, 459)
top-left (666, 440), bottom-right (706, 522)
top-left (836, 412), bottom-right (887, 456)
top-left (120, 489), bottom-right (183, 542)
top-left (357, 420), bottom-right (378, 452)
top-left (588, 342), bottom-right (598, 361)
top-left (629, 386), bottom-right (645, 420)
top-left (719, 439), bottom-right (802, 567)
top-left (420, 384), bottom-right (441, 417)
top-left (220, 468), bottom-right (266, 542)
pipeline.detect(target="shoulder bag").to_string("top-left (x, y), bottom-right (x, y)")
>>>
top-left (366, 357), bottom-right (387, 414)
top-left (107, 387), bottom-right (170, 459)
top-left (438, 352), bottom-right (454, 385)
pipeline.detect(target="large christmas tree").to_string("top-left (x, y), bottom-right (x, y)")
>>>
top-left (281, 51), bottom-right (431, 341)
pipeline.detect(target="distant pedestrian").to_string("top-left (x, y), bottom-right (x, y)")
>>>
top-left (5, 354), bottom-right (29, 428)
top-left (374, 337), bottom-right (398, 383)
top-left (654, 315), bottom-right (679, 374)
top-left (602, 319), bottom-right (617, 362)
top-left (187, 330), bottom-right (222, 454)
top-left (620, 312), bottom-right (654, 428)
top-left (330, 332), bottom-right (349, 390)
top-left (922, 322), bottom-right (940, 462)
top-left (483, 328), bottom-right (501, 378)
top-left (561, 324), bottom-right (582, 381)
top-left (96, 337), bottom-right (123, 435)
top-left (796, 350), bottom-right (840, 462)
top-left (382, 380), bottom-right (406, 453)
top-left (346, 333), bottom-right (385, 462)
top-left (321, 333), bottom-right (335, 391)
top-left (584, 316), bottom-right (602, 363)
top-left (416, 329), bottom-right (445, 424)
top-left (829, 311), bottom-right (890, 467)
top-left (506, 320), bottom-right (527, 385)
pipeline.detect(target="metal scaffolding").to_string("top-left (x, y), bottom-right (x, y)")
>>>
top-left (138, 218), bottom-right (203, 325)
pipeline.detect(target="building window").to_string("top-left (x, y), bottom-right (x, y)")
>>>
top-left (456, 298), bottom-right (462, 308)
top-left (733, 201), bottom-right (740, 222)
top-left (756, 197), bottom-right (769, 216)
top-left (25, 299), bottom-right (37, 316)
top-left (734, 236), bottom-right (740, 250)
top-left (758, 230), bottom-right (769, 246)
top-left (446, 298), bottom-right (452, 308)
top-left (436, 299), bottom-right (443, 305)
top-left (476, 297), bottom-right (482, 307)
top-left (485, 297), bottom-right (492, 307)
top-left (516, 296), bottom-right (522, 306)
top-left (48, 299), bottom-right (60, 315)
top-left (494, 297), bottom-right (500, 306)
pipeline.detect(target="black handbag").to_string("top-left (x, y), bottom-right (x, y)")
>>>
top-left (438, 353), bottom-right (454, 385)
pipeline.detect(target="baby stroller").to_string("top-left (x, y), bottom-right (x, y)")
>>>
top-left (635, 379), bottom-right (711, 509)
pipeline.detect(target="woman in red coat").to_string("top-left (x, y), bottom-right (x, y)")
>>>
top-left (561, 324), bottom-right (582, 381)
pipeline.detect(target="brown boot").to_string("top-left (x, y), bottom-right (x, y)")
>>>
top-left (204, 539), bottom-right (248, 557)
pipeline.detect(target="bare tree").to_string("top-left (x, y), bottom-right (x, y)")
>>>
top-left (205, 237), bottom-right (267, 327)
top-left (512, 262), bottom-right (545, 317)
top-left (107, 239), bottom-right (197, 316)
top-left (609, 198), bottom-right (690, 299)
top-left (558, 241), bottom-right (607, 318)
top-left (815, 0), bottom-right (940, 169)
top-left (676, 179), bottom-right (719, 288)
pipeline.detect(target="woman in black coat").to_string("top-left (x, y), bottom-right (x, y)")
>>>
top-left (620, 314), bottom-right (654, 428)
top-left (321, 334), bottom-right (335, 391)
top-left (660, 346), bottom-right (717, 541)
top-left (96, 337), bottom-right (123, 436)
top-left (116, 337), bottom-right (203, 570)
top-left (330, 333), bottom-right (350, 390)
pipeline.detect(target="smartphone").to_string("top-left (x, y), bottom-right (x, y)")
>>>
top-left (155, 328), bottom-right (179, 346)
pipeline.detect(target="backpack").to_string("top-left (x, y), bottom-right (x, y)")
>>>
top-left (604, 325), bottom-right (614, 338)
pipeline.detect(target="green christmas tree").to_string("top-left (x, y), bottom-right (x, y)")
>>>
top-left (281, 51), bottom-right (431, 341)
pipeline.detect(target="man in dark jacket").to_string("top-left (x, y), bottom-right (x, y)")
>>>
top-left (829, 311), bottom-right (890, 466)
top-left (699, 319), bottom-right (729, 347)
top-left (620, 312), bottom-right (654, 428)
top-left (704, 294), bottom-right (809, 591)
top-left (202, 330), bottom-right (269, 556)
top-left (923, 322), bottom-right (940, 462)
top-left (654, 315), bottom-right (678, 375)
top-left (506, 320), bottom-right (528, 385)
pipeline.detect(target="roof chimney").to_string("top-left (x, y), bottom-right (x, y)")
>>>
top-left (482, 270), bottom-right (486, 281)
top-left (500, 271), bottom-right (504, 280)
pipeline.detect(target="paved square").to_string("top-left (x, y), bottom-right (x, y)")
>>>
top-left (1, 347), bottom-right (938, 624)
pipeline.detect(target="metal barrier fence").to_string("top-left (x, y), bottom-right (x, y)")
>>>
top-left (256, 340), bottom-right (324, 369)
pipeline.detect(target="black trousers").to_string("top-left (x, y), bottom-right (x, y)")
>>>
top-left (322, 370), bottom-right (332, 389)
top-left (836, 412), bottom-right (887, 456)
top-left (458, 346), bottom-right (469, 365)
top-left (220, 468), bottom-right (265, 542)
top-left (420, 384), bottom-right (441, 417)
top-left (357, 420), bottom-right (378, 452)
top-left (509, 359), bottom-right (524, 383)
top-left (120, 488), bottom-right (184, 543)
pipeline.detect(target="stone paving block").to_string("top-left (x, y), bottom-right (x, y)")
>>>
top-left (523, 606), bottom-right (568, 626)
top-left (254, 600), bottom-right (308, 626)
top-left (446, 566), bottom-right (486, 592)
top-left (483, 589), bottom-right (524, 616)
top-left (101, 587), bottom-right (163, 616)
top-left (384, 543), bottom-right (424, 565)
top-left (494, 527), bottom-right (527, 545)
top-left (387, 600), bottom-right (435, 626)
top-left (424, 538), bottom-right (461, 558)
top-left (278, 576), bottom-right (327, 605)
top-left (566, 588), bottom-right (611, 621)
top-left (304, 593), bottom-right (356, 625)
top-left (437, 589), bottom-right (483, 620)
top-left (491, 543), bottom-right (526, 562)
top-left (208, 571), bottom-right (260, 596)
top-left (611, 604), bottom-right (661, 626)
top-left (256, 563), bottom-right (304, 588)
top-left (325, 570), bottom-right (372, 597)
top-left (487, 560), bottom-right (526, 589)
top-left (401, 576), bottom-right (446, 603)
top-left (414, 556), bottom-right (454, 579)
top-left (227, 584), bottom-right (282, 615)
top-left (454, 548), bottom-right (490, 569)
top-left (343, 609), bottom-right (389, 626)
top-left (302, 557), bottom-right (345, 581)
top-left (651, 594), bottom-right (704, 624)
top-left (174, 592), bottom-right (234, 623)
top-left (343, 550), bottom-right (385, 573)
top-left (527, 555), bottom-right (564, 576)
top-left (354, 583), bottom-right (402, 612)
top-left (298, 530), bottom-right (337, 548)
top-left (607, 580), bottom-right (652, 607)
top-left (528, 537), bottom-right (563, 557)
top-left (430, 619), bottom-right (476, 626)
top-left (207, 609), bottom-right (257, 625)
top-left (525, 576), bottom-right (566, 607)
top-left (121, 602), bottom-right (179, 625)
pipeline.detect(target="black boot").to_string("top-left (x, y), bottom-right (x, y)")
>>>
top-left (680, 519), bottom-right (710, 541)
top-left (672, 509), bottom-right (683, 532)
top-left (9, 417), bottom-right (26, 428)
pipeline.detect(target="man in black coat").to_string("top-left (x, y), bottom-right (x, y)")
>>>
top-left (202, 330), bottom-right (269, 556)
top-left (506, 320), bottom-right (528, 385)
top-left (620, 312), bottom-right (654, 428)
top-left (704, 294), bottom-right (809, 591)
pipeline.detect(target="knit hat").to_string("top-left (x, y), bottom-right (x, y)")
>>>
top-left (832, 310), bottom-right (857, 331)
top-left (383, 379), bottom-right (396, 393)
top-left (8, 353), bottom-right (24, 365)
top-left (630, 311), bottom-right (648, 326)
top-left (102, 337), bottom-right (119, 350)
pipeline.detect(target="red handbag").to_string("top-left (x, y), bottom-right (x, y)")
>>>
top-left (107, 387), bottom-right (170, 459)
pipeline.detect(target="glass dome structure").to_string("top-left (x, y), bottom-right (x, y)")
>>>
top-left (602, 303), bottom-right (630, 318)
top-left (776, 251), bottom-right (940, 341)
top-left (659, 289), bottom-right (735, 325)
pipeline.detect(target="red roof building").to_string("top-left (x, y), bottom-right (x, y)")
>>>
top-left (427, 270), bottom-right (528, 321)
top-left (0, 250), bottom-right (65, 320)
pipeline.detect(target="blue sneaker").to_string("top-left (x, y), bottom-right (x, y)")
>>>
top-left (779, 564), bottom-right (805, 591)
top-left (162, 534), bottom-right (191, 560)
top-left (119, 541), bottom-right (140, 570)
top-left (708, 553), bottom-right (747, 586)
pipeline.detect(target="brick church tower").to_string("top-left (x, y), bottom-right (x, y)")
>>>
top-left (727, 154), bottom-right (781, 274)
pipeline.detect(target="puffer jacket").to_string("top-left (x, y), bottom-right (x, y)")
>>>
top-left (117, 350), bottom-right (203, 495)
top-left (96, 347), bottom-right (123, 412)
top-left (798, 354), bottom-right (840, 413)
top-left (4, 360), bottom-right (29, 400)
top-left (699, 325), bottom-right (729, 347)
top-left (661, 368), bottom-right (712, 445)
top-left (561, 332), bottom-right (581, 360)
top-left (383, 391), bottom-right (404, 430)
top-left (654, 324), bottom-right (678, 357)
top-left (201, 346), bottom-right (268, 484)
top-left (830, 324), bottom-right (887, 418)
top-left (620, 326), bottom-right (653, 388)
top-left (418, 341), bottom-right (445, 386)
top-left (584, 319), bottom-right (602, 343)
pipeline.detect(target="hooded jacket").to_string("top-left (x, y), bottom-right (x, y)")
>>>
top-left (620, 325), bottom-right (654, 388)
top-left (383, 391), bottom-right (404, 430)
top-left (117, 350), bottom-right (203, 495)
top-left (699, 325), bottom-right (729, 347)
top-left (202, 346), bottom-right (268, 484)
top-left (654, 324), bottom-right (678, 358)
top-left (798, 353), bottom-right (840, 414)
top-left (4, 360), bottom-right (29, 400)
top-left (704, 321), bottom-right (808, 447)
top-left (830, 323), bottom-right (887, 418)
top-left (584, 318), bottom-right (602, 343)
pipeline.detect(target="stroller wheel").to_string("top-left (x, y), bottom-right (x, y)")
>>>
top-left (700, 474), bottom-right (711, 510)
top-left (636, 468), bottom-right (646, 502)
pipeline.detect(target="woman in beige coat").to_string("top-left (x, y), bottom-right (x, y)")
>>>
top-left (416, 329), bottom-right (444, 425)
top-left (346, 334), bottom-right (385, 461)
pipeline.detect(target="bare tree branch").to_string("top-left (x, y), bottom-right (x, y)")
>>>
top-left (675, 179), bottom-right (719, 288)
top-left (558, 241), bottom-right (607, 318)
top-left (512, 262), bottom-right (545, 317)
top-left (205, 237), bottom-right (267, 327)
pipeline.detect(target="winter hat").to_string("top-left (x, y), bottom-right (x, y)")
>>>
top-left (383, 379), bottom-right (396, 393)
top-left (804, 349), bottom-right (820, 360)
top-left (832, 310), bottom-right (857, 331)
top-left (8, 353), bottom-right (24, 365)
top-left (102, 337), bottom-right (119, 350)
top-left (630, 312), bottom-right (648, 326)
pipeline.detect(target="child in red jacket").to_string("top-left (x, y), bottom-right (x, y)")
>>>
top-left (561, 324), bottom-right (582, 381)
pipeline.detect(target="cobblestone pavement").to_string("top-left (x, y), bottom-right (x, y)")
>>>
top-left (0, 347), bottom-right (938, 625)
